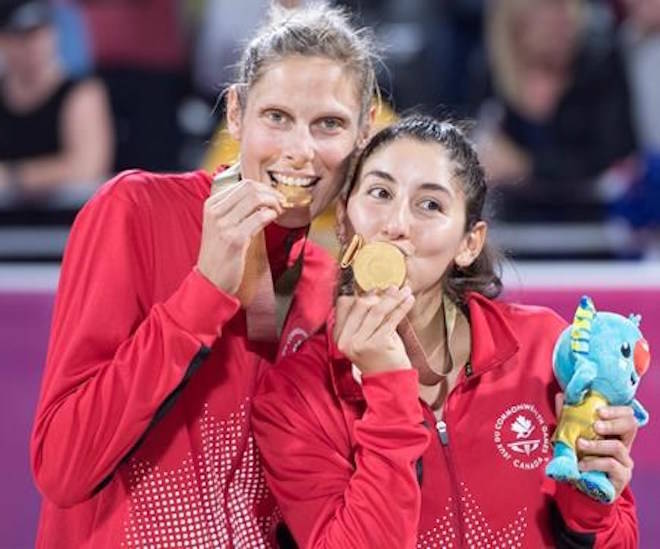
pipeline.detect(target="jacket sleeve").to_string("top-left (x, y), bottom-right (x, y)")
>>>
top-left (252, 346), bottom-right (431, 549)
top-left (30, 176), bottom-right (241, 507)
top-left (550, 481), bottom-right (638, 548)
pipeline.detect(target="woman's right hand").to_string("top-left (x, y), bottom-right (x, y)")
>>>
top-left (334, 286), bottom-right (415, 375)
top-left (197, 179), bottom-right (285, 294)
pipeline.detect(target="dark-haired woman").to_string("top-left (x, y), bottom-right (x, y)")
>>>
top-left (252, 115), bottom-right (640, 548)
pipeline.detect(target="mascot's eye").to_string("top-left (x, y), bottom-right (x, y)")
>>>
top-left (620, 342), bottom-right (632, 358)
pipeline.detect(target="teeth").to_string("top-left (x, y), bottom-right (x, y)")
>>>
top-left (271, 173), bottom-right (316, 187)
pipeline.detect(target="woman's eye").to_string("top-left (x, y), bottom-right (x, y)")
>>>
top-left (419, 199), bottom-right (442, 212)
top-left (266, 110), bottom-right (287, 124)
top-left (318, 118), bottom-right (344, 132)
top-left (367, 187), bottom-right (392, 200)
top-left (321, 118), bottom-right (342, 130)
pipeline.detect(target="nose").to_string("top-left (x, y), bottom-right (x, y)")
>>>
top-left (283, 123), bottom-right (315, 167)
top-left (381, 199), bottom-right (410, 241)
top-left (634, 338), bottom-right (650, 376)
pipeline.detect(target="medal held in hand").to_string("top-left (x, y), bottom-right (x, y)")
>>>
top-left (275, 182), bottom-right (313, 208)
top-left (339, 234), bottom-right (407, 293)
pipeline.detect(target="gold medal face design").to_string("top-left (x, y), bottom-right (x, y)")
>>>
top-left (340, 234), bottom-right (406, 292)
top-left (275, 183), bottom-right (313, 208)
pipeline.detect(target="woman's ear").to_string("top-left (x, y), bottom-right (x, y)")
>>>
top-left (335, 198), bottom-right (349, 246)
top-left (226, 85), bottom-right (243, 141)
top-left (455, 221), bottom-right (488, 268)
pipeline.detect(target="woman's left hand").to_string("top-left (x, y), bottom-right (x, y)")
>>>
top-left (578, 406), bottom-right (638, 500)
top-left (556, 394), bottom-right (638, 501)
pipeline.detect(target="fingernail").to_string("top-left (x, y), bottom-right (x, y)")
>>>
top-left (578, 439), bottom-right (591, 449)
top-left (594, 421), bottom-right (605, 432)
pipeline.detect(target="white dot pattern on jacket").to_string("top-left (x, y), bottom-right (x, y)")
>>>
top-left (121, 401), bottom-right (278, 548)
top-left (417, 483), bottom-right (527, 548)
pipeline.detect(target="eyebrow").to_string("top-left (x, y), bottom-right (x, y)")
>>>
top-left (363, 170), bottom-right (453, 196)
top-left (363, 169), bottom-right (395, 182)
top-left (419, 182), bottom-right (453, 197)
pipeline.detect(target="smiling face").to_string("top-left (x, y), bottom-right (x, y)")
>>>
top-left (344, 137), bottom-right (484, 295)
top-left (227, 55), bottom-right (368, 228)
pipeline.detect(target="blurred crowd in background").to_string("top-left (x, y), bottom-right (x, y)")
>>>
top-left (1, 0), bottom-right (660, 261)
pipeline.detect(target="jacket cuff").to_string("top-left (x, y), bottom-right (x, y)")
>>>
top-left (163, 268), bottom-right (241, 348)
top-left (546, 478), bottom-right (614, 532)
top-left (361, 369), bottom-right (423, 424)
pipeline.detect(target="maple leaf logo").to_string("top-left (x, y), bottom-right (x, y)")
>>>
top-left (511, 415), bottom-right (535, 439)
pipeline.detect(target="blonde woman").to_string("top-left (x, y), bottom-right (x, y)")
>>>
top-left (30, 4), bottom-right (378, 547)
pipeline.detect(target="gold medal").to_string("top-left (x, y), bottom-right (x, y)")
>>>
top-left (339, 234), bottom-right (406, 292)
top-left (275, 183), bottom-right (313, 208)
top-left (213, 162), bottom-right (311, 208)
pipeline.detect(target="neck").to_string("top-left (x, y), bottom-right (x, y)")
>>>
top-left (409, 282), bottom-right (444, 348)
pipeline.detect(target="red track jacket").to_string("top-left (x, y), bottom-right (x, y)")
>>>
top-left (30, 170), bottom-right (336, 548)
top-left (252, 294), bottom-right (639, 548)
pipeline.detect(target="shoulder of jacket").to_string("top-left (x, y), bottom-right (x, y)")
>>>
top-left (497, 300), bottom-right (567, 328)
top-left (85, 169), bottom-right (210, 209)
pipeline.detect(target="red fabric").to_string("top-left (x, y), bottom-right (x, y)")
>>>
top-left (30, 170), bottom-right (337, 548)
top-left (252, 294), bottom-right (639, 548)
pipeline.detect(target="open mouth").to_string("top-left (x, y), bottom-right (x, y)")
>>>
top-left (268, 171), bottom-right (320, 207)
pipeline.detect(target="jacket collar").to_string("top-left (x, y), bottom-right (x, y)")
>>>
top-left (328, 292), bottom-right (520, 403)
top-left (264, 221), bottom-right (307, 280)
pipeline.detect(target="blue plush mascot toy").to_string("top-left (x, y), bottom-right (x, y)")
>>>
top-left (545, 296), bottom-right (651, 503)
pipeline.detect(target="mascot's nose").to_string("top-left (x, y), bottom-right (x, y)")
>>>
top-left (634, 338), bottom-right (650, 376)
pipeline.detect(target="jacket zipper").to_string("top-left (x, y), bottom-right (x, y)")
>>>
top-left (435, 419), bottom-right (466, 548)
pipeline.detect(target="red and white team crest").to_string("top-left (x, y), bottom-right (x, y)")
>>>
top-left (493, 403), bottom-right (551, 470)
top-left (281, 327), bottom-right (309, 357)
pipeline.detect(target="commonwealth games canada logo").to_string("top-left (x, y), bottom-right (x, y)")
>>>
top-left (493, 403), bottom-right (550, 470)
top-left (281, 327), bottom-right (309, 357)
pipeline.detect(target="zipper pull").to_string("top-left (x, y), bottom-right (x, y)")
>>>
top-left (436, 420), bottom-right (449, 446)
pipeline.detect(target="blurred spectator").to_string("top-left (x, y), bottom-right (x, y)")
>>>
top-left (620, 0), bottom-right (660, 153)
top-left (474, 0), bottom-right (637, 222)
top-left (192, 0), bottom-right (309, 101)
top-left (76, 0), bottom-right (189, 171)
top-left (337, 0), bottom-right (478, 114)
top-left (0, 0), bottom-right (113, 199)
top-left (193, 0), bottom-right (271, 100)
top-left (612, 0), bottom-right (660, 249)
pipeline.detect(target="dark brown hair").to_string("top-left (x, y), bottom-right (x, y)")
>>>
top-left (345, 114), bottom-right (502, 304)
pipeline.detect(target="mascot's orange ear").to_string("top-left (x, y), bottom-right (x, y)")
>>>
top-left (635, 338), bottom-right (650, 376)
